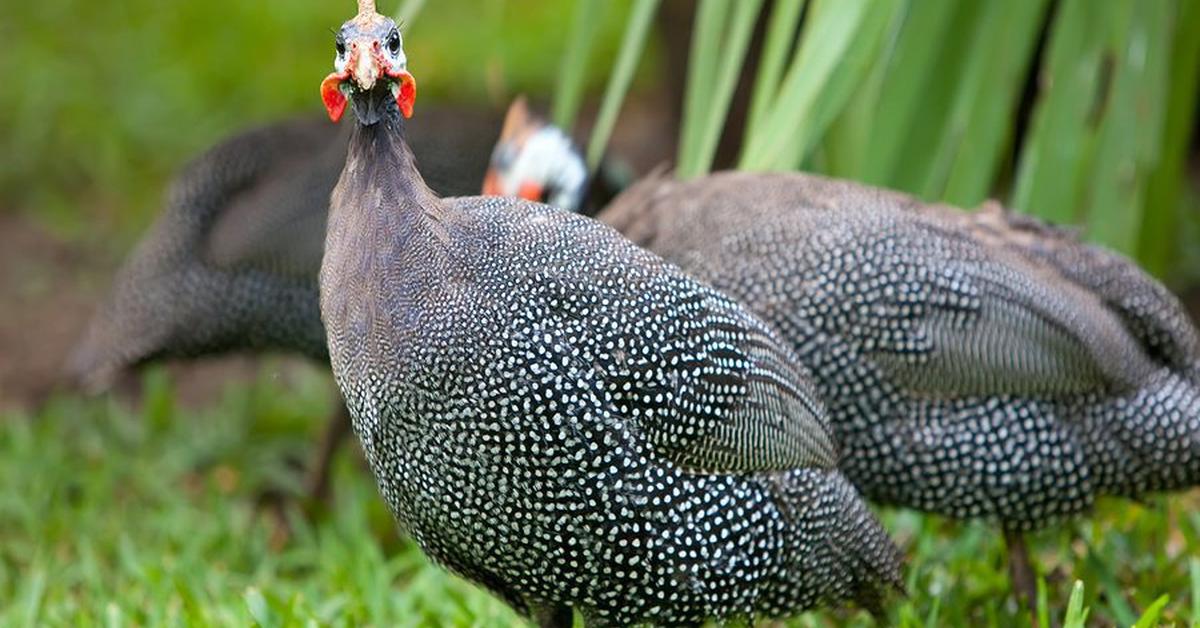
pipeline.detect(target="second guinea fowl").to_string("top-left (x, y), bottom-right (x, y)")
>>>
top-left (487, 112), bottom-right (1200, 603)
top-left (68, 108), bottom-right (499, 504)
top-left (318, 3), bottom-right (902, 625)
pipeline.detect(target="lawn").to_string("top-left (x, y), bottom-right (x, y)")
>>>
top-left (2, 363), bottom-right (1197, 626)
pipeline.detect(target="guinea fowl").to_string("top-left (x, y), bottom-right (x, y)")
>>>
top-left (67, 108), bottom-right (499, 505)
top-left (485, 125), bottom-right (1200, 603)
top-left (318, 2), bottom-right (902, 625)
top-left (482, 98), bottom-right (628, 217)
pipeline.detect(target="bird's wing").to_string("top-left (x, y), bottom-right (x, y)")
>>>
top-left (514, 205), bottom-right (838, 474)
top-left (957, 203), bottom-right (1200, 374)
top-left (780, 211), bottom-right (1158, 398)
top-left (601, 172), bottom-right (1164, 399)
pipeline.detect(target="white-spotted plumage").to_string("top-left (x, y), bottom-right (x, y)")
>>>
top-left (320, 47), bottom-right (902, 621)
top-left (598, 171), bottom-right (1200, 531)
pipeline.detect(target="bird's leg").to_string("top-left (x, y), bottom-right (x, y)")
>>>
top-left (302, 403), bottom-right (354, 507)
top-left (257, 404), bottom-right (353, 547)
top-left (1004, 529), bottom-right (1039, 626)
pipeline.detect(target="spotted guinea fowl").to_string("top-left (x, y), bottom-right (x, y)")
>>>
top-left (482, 97), bottom-right (628, 217)
top-left (484, 128), bottom-right (1200, 603)
top-left (67, 108), bottom-right (499, 504)
top-left (605, 173), bottom-right (1200, 600)
top-left (318, 3), bottom-right (902, 625)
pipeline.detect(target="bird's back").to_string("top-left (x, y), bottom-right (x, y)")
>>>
top-left (600, 170), bottom-right (1200, 526)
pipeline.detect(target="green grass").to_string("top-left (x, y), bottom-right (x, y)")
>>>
top-left (2, 368), bottom-right (1197, 626)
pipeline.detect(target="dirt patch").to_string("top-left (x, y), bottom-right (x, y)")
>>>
top-left (0, 213), bottom-right (275, 412)
top-left (0, 213), bottom-right (106, 410)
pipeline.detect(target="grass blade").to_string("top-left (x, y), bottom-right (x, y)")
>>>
top-left (743, 0), bottom-right (807, 142)
top-left (1063, 580), bottom-right (1089, 628)
top-left (1036, 577), bottom-right (1050, 628)
top-left (784, 0), bottom-right (903, 171)
top-left (551, 0), bottom-right (606, 130)
top-left (677, 0), bottom-right (732, 175)
top-left (738, 0), bottom-right (872, 171)
top-left (1082, 0), bottom-right (1171, 253)
top-left (858, 0), bottom-right (959, 186)
top-left (1137, 0), bottom-right (1200, 276)
top-left (1082, 534), bottom-right (1138, 626)
top-left (925, 0), bottom-right (1050, 206)
top-left (586, 0), bottom-right (660, 170)
top-left (1191, 557), bottom-right (1200, 627)
top-left (682, 0), bottom-right (765, 178)
top-left (1132, 594), bottom-right (1169, 628)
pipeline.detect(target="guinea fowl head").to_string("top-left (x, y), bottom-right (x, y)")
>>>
top-left (481, 97), bottom-right (588, 212)
top-left (320, 0), bottom-right (417, 125)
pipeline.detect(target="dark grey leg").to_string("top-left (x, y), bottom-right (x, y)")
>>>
top-left (1004, 529), bottom-right (1039, 626)
top-left (303, 403), bottom-right (354, 505)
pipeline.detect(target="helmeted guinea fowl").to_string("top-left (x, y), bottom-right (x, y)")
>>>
top-left (317, 2), bottom-right (902, 625)
top-left (485, 123), bottom-right (1200, 602)
top-left (482, 98), bottom-right (628, 218)
top-left (67, 107), bottom-right (499, 504)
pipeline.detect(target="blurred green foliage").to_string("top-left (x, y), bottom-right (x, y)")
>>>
top-left (0, 0), bottom-right (628, 243)
top-left (659, 0), bottom-right (1200, 281)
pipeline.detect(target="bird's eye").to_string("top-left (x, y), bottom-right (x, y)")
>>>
top-left (335, 37), bottom-right (346, 57)
top-left (387, 30), bottom-right (401, 55)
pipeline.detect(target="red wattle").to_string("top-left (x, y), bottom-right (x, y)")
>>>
top-left (320, 73), bottom-right (349, 122)
top-left (391, 71), bottom-right (417, 119)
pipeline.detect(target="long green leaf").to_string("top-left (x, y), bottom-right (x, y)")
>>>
top-left (819, 0), bottom-right (909, 178)
top-left (784, 0), bottom-right (902, 171)
top-left (1137, 0), bottom-right (1200, 276)
top-left (551, 0), bottom-right (605, 130)
top-left (677, 0), bottom-right (731, 175)
top-left (1011, 0), bottom-right (1113, 224)
top-left (682, 0), bottom-right (765, 178)
top-left (739, 0), bottom-right (871, 171)
top-left (886, 1), bottom-right (985, 196)
top-left (586, 0), bottom-right (660, 170)
top-left (743, 0), bottom-right (806, 142)
top-left (1083, 0), bottom-right (1171, 253)
top-left (925, 0), bottom-right (1050, 206)
top-left (858, 0), bottom-right (959, 186)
